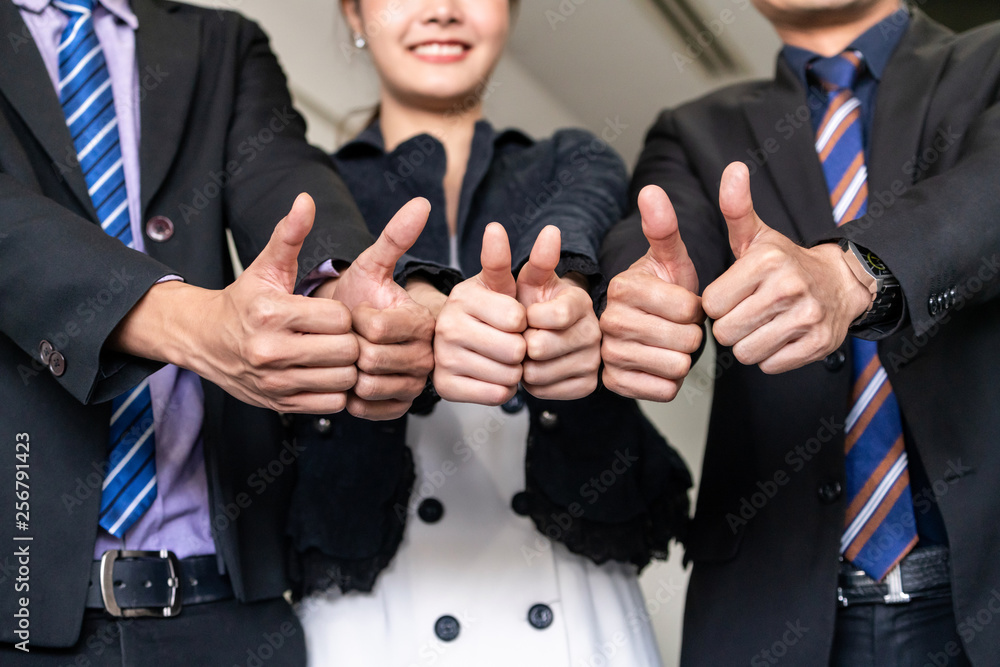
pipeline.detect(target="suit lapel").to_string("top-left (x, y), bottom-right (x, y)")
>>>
top-left (0, 0), bottom-right (98, 220)
top-left (742, 59), bottom-right (834, 244)
top-left (133, 0), bottom-right (201, 214)
top-left (868, 10), bottom-right (953, 195)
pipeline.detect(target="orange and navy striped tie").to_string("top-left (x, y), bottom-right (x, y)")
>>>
top-left (810, 51), bottom-right (917, 581)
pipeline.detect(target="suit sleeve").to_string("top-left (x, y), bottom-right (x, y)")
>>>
top-left (510, 129), bottom-right (629, 299)
top-left (599, 109), bottom-right (730, 295)
top-left (222, 18), bottom-right (373, 281)
top-left (829, 87), bottom-right (1000, 338)
top-left (0, 173), bottom-right (172, 404)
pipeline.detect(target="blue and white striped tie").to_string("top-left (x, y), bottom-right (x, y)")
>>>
top-left (57, 0), bottom-right (157, 538)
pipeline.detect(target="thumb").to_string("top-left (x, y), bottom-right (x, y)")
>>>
top-left (719, 161), bottom-right (768, 259)
top-left (516, 225), bottom-right (561, 291)
top-left (249, 192), bottom-right (315, 293)
top-left (354, 197), bottom-right (430, 280)
top-left (479, 222), bottom-right (516, 297)
top-left (638, 185), bottom-right (698, 293)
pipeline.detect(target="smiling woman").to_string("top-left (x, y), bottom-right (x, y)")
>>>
top-left (283, 0), bottom-right (691, 665)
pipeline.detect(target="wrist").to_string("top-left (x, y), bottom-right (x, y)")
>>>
top-left (816, 242), bottom-right (873, 321)
top-left (405, 277), bottom-right (447, 319)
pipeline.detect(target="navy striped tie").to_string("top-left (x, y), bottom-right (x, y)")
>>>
top-left (57, 0), bottom-right (157, 538)
top-left (810, 51), bottom-right (916, 581)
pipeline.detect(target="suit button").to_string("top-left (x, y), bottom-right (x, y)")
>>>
top-left (538, 410), bottom-right (559, 430)
top-left (48, 350), bottom-right (66, 377)
top-left (528, 604), bottom-right (554, 630)
top-left (823, 350), bottom-right (846, 372)
top-left (434, 615), bottom-right (460, 642)
top-left (418, 498), bottom-right (444, 524)
top-left (38, 340), bottom-right (54, 364)
top-left (314, 417), bottom-right (332, 434)
top-left (818, 481), bottom-right (842, 504)
top-left (146, 216), bottom-right (174, 242)
top-left (511, 491), bottom-right (532, 517)
top-left (501, 389), bottom-right (526, 414)
top-left (928, 295), bottom-right (939, 316)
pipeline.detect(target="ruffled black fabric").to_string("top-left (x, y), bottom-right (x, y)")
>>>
top-left (522, 387), bottom-right (692, 570)
top-left (286, 415), bottom-right (415, 597)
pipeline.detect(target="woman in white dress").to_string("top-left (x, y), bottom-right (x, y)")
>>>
top-left (286, 1), bottom-right (693, 665)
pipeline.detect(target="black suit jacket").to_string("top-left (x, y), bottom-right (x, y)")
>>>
top-left (0, 0), bottom-right (372, 648)
top-left (602, 10), bottom-right (1000, 666)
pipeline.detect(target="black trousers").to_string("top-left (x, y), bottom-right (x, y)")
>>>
top-left (0, 598), bottom-right (306, 667)
top-left (831, 594), bottom-right (971, 667)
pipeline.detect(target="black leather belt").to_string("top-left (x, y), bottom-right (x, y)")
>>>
top-left (86, 550), bottom-right (233, 618)
top-left (838, 545), bottom-right (951, 607)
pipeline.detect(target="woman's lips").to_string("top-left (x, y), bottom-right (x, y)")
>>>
top-left (411, 41), bottom-right (471, 63)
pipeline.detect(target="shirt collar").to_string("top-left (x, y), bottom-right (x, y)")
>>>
top-left (12, 0), bottom-right (138, 29)
top-left (338, 119), bottom-right (533, 158)
top-left (780, 5), bottom-right (910, 90)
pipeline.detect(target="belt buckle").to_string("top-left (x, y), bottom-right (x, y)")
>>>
top-left (99, 549), bottom-right (182, 618)
top-left (883, 563), bottom-right (911, 605)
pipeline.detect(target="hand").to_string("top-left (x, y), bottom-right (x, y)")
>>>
top-left (324, 198), bottom-right (436, 420)
top-left (110, 193), bottom-right (361, 414)
top-left (600, 185), bottom-right (704, 402)
top-left (433, 223), bottom-right (527, 406)
top-left (702, 162), bottom-right (872, 374)
top-left (515, 226), bottom-right (601, 399)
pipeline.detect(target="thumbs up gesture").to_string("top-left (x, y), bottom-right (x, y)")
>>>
top-left (702, 162), bottom-right (872, 374)
top-left (433, 223), bottom-right (528, 405)
top-left (516, 226), bottom-right (601, 400)
top-left (600, 185), bottom-right (705, 402)
top-left (323, 198), bottom-right (436, 419)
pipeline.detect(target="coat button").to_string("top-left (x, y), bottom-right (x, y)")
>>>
top-left (501, 389), bottom-right (526, 414)
top-left (511, 491), bottom-right (532, 517)
top-left (48, 350), bottom-right (66, 377)
top-left (818, 481), bottom-right (843, 504)
top-left (418, 498), bottom-right (444, 524)
top-left (434, 615), bottom-right (460, 642)
top-left (823, 350), bottom-right (846, 372)
top-left (38, 340), bottom-right (54, 364)
top-left (528, 604), bottom-right (554, 630)
top-left (928, 295), bottom-right (939, 316)
top-left (314, 417), bottom-right (332, 434)
top-left (538, 410), bottom-right (559, 430)
top-left (146, 216), bottom-right (174, 242)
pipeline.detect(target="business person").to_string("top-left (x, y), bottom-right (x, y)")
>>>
top-left (601, 1), bottom-right (1000, 665)
top-left (286, 1), bottom-right (691, 664)
top-left (0, 0), bottom-right (436, 663)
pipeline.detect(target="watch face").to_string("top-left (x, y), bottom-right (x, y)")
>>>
top-left (865, 249), bottom-right (890, 276)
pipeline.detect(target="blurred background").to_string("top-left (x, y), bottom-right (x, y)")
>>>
top-left (190, 1), bottom-right (1000, 664)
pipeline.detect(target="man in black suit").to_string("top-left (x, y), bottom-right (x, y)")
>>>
top-left (600, 0), bottom-right (1000, 664)
top-left (0, 0), bottom-right (438, 663)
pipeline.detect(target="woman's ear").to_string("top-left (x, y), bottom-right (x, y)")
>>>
top-left (341, 0), bottom-right (364, 36)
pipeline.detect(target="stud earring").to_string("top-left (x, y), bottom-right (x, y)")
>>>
top-left (353, 32), bottom-right (367, 49)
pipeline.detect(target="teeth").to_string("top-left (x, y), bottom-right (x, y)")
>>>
top-left (414, 43), bottom-right (465, 57)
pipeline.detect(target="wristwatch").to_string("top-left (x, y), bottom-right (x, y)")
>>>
top-left (837, 239), bottom-right (904, 339)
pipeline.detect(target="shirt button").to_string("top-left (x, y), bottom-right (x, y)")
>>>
top-left (511, 491), bottom-right (532, 517)
top-left (146, 216), bottom-right (174, 242)
top-left (528, 604), bottom-right (554, 630)
top-left (38, 340), bottom-right (54, 364)
top-left (823, 350), bottom-right (846, 372)
top-left (434, 615), bottom-right (460, 642)
top-left (501, 389), bottom-right (526, 414)
top-left (48, 351), bottom-right (66, 377)
top-left (314, 417), bottom-right (332, 434)
top-left (538, 410), bottom-right (559, 430)
top-left (818, 481), bottom-right (843, 505)
top-left (418, 498), bottom-right (444, 524)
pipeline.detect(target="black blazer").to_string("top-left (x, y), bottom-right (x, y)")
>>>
top-left (601, 10), bottom-right (1000, 666)
top-left (0, 0), bottom-right (372, 648)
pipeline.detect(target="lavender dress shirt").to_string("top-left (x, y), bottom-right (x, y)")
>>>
top-left (15, 0), bottom-right (217, 560)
